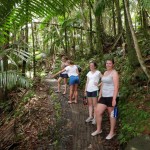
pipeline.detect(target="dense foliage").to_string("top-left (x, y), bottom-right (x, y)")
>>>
top-left (0, 0), bottom-right (150, 147)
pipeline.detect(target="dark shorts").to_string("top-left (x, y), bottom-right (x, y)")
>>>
top-left (69, 76), bottom-right (80, 85)
top-left (60, 73), bottom-right (68, 78)
top-left (86, 91), bottom-right (99, 98)
top-left (98, 97), bottom-right (119, 107)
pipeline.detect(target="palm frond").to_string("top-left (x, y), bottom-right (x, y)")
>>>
top-left (0, 70), bottom-right (30, 90)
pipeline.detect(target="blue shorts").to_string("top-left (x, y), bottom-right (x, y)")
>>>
top-left (69, 76), bottom-right (79, 85)
top-left (86, 91), bottom-right (99, 98)
top-left (60, 73), bottom-right (68, 78)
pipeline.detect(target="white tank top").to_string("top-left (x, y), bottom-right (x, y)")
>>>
top-left (101, 72), bottom-right (114, 97)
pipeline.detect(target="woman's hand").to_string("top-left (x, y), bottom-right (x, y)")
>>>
top-left (112, 98), bottom-right (116, 107)
top-left (94, 82), bottom-right (98, 86)
top-left (98, 95), bottom-right (101, 102)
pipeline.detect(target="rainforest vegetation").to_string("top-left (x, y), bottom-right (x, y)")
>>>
top-left (0, 0), bottom-right (150, 149)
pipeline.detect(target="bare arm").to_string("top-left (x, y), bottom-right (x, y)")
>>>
top-left (51, 68), bottom-right (66, 78)
top-left (84, 77), bottom-right (89, 94)
top-left (98, 83), bottom-right (103, 100)
top-left (112, 71), bottom-right (119, 106)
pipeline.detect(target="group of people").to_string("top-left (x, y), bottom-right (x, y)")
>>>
top-left (52, 55), bottom-right (119, 140)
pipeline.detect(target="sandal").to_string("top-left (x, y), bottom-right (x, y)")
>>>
top-left (68, 101), bottom-right (72, 104)
top-left (106, 133), bottom-right (116, 140)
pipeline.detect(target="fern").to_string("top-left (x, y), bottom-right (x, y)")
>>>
top-left (0, 70), bottom-right (30, 90)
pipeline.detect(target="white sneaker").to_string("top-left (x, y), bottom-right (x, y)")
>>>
top-left (91, 118), bottom-right (96, 125)
top-left (91, 130), bottom-right (102, 136)
top-left (85, 117), bottom-right (93, 123)
top-left (106, 133), bottom-right (116, 140)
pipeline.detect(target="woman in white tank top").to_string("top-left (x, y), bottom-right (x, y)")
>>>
top-left (91, 59), bottom-right (119, 140)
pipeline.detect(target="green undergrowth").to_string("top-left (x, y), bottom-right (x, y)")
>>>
top-left (48, 89), bottom-right (63, 148)
top-left (0, 89), bottom-right (35, 126)
top-left (75, 53), bottom-right (150, 144)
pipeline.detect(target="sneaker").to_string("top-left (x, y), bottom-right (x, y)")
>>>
top-left (106, 133), bottom-right (116, 140)
top-left (85, 117), bottom-right (93, 123)
top-left (91, 118), bottom-right (96, 125)
top-left (55, 90), bottom-right (61, 93)
top-left (91, 130), bottom-right (102, 136)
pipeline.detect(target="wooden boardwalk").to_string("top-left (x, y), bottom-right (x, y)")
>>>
top-left (47, 78), bottom-right (119, 150)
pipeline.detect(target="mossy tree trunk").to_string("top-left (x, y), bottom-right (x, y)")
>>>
top-left (124, 0), bottom-right (150, 80)
top-left (22, 0), bottom-right (29, 76)
top-left (95, 14), bottom-right (103, 57)
top-left (123, 0), bottom-right (139, 67)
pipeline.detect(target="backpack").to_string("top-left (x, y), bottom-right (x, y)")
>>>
top-left (77, 65), bottom-right (82, 73)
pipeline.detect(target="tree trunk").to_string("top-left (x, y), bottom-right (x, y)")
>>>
top-left (95, 15), bottom-right (103, 57)
top-left (124, 0), bottom-right (150, 80)
top-left (123, 0), bottom-right (139, 67)
top-left (22, 23), bottom-right (28, 76)
top-left (142, 9), bottom-right (149, 37)
top-left (22, 0), bottom-right (29, 76)
top-left (80, 28), bottom-right (83, 55)
top-left (64, 13), bottom-right (68, 54)
top-left (115, 0), bottom-right (122, 35)
top-left (112, 0), bottom-right (116, 36)
top-left (88, 0), bottom-right (94, 54)
top-left (31, 22), bottom-right (36, 77)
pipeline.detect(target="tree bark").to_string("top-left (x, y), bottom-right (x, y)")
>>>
top-left (31, 22), bottom-right (36, 77)
top-left (124, 0), bottom-right (150, 80)
top-left (88, 0), bottom-right (94, 54)
top-left (22, 0), bottom-right (29, 76)
top-left (123, 0), bottom-right (139, 67)
top-left (112, 0), bottom-right (116, 36)
top-left (115, 0), bottom-right (122, 35)
top-left (95, 15), bottom-right (103, 57)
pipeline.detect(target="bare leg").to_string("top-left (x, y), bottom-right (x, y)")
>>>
top-left (88, 98), bottom-right (93, 118)
top-left (63, 78), bottom-right (67, 94)
top-left (107, 107), bottom-right (116, 137)
top-left (95, 104), bottom-right (107, 132)
top-left (74, 84), bottom-right (78, 103)
top-left (69, 85), bottom-right (74, 103)
top-left (57, 77), bottom-right (62, 92)
top-left (92, 97), bottom-right (98, 119)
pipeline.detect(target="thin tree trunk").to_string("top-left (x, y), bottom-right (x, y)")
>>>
top-left (31, 22), bottom-right (36, 77)
top-left (22, 0), bottom-right (29, 76)
top-left (95, 15), bottom-right (103, 57)
top-left (142, 9), bottom-right (149, 37)
top-left (112, 0), bottom-right (116, 36)
top-left (89, 0), bottom-right (94, 54)
top-left (64, 13), bottom-right (68, 54)
top-left (80, 28), bottom-right (83, 55)
top-left (124, 0), bottom-right (150, 80)
top-left (115, 0), bottom-right (122, 35)
top-left (123, 0), bottom-right (139, 67)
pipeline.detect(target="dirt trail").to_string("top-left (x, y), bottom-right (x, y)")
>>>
top-left (0, 77), bottom-right (119, 150)
top-left (46, 78), bottom-right (119, 150)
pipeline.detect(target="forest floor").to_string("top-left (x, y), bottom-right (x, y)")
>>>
top-left (0, 76), bottom-right (120, 150)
